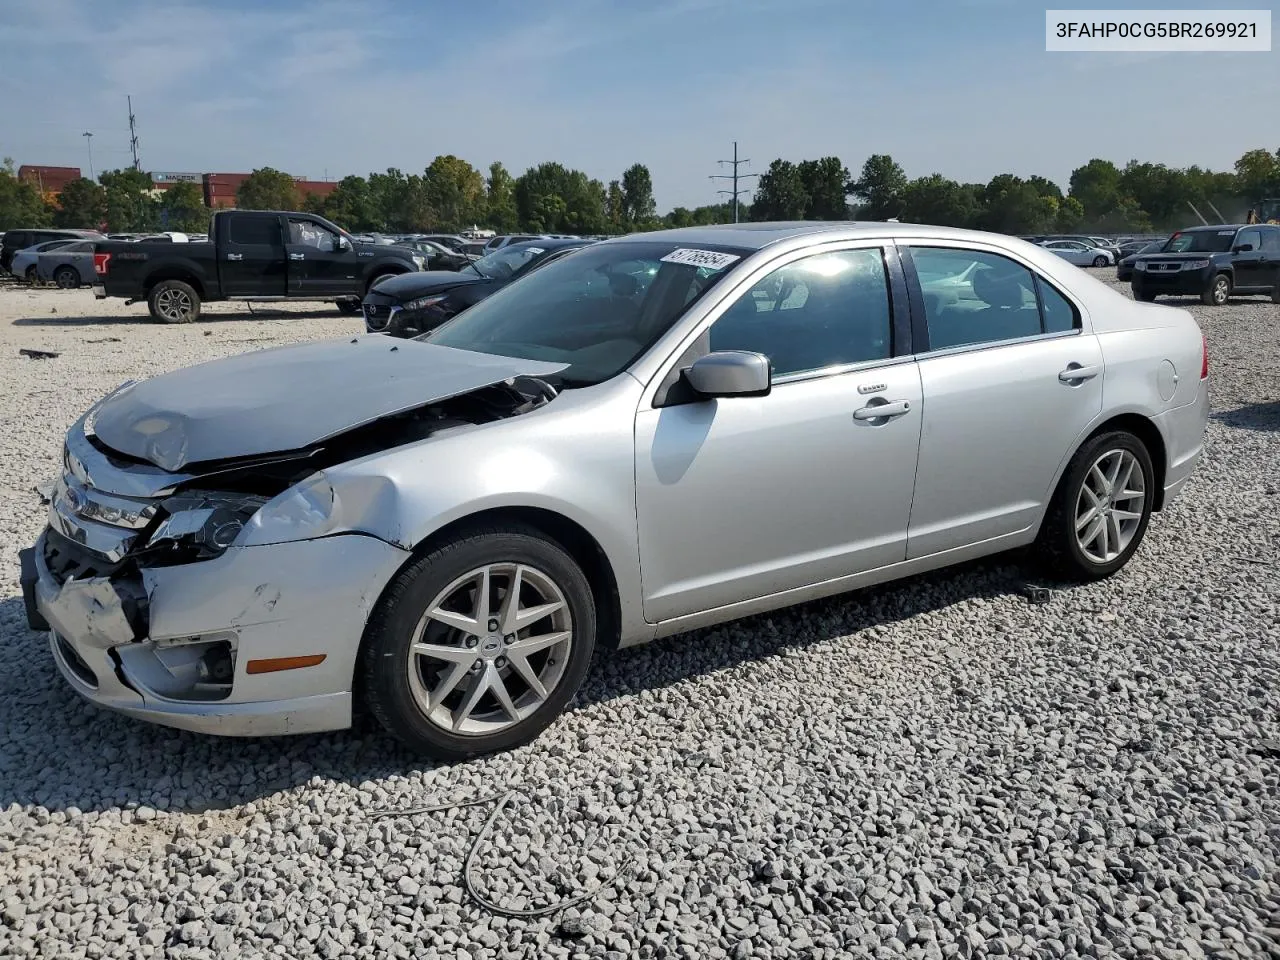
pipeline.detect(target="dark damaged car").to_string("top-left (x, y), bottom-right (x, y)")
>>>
top-left (362, 238), bottom-right (590, 337)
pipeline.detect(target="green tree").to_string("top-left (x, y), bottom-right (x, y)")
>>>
top-left (899, 174), bottom-right (978, 227)
top-left (1055, 196), bottom-right (1085, 232)
top-left (318, 176), bottom-right (375, 232)
top-left (514, 162), bottom-right (606, 233)
top-left (751, 159), bottom-right (808, 220)
top-left (977, 174), bottom-right (1054, 234)
top-left (158, 181), bottom-right (210, 233)
top-left (99, 168), bottom-right (156, 232)
top-left (850, 154), bottom-right (907, 220)
top-left (606, 180), bottom-right (625, 232)
top-left (367, 169), bottom-right (412, 231)
top-left (54, 178), bottom-right (107, 229)
top-left (1117, 161), bottom-right (1187, 229)
top-left (423, 154), bottom-right (486, 230)
top-left (1234, 147), bottom-right (1280, 200)
top-left (237, 167), bottom-right (301, 210)
top-left (1026, 175), bottom-right (1063, 200)
top-left (485, 162), bottom-right (518, 232)
top-left (0, 158), bottom-right (52, 229)
top-left (1067, 158), bottom-right (1123, 222)
top-left (798, 157), bottom-right (850, 220)
top-left (621, 163), bottom-right (657, 228)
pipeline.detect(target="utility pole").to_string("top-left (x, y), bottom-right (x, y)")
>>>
top-left (127, 96), bottom-right (140, 170)
top-left (82, 131), bottom-right (95, 181)
top-left (709, 140), bottom-right (758, 223)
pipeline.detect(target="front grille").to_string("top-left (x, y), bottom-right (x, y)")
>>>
top-left (363, 303), bottom-right (391, 330)
top-left (1147, 262), bottom-right (1181, 272)
top-left (44, 528), bottom-right (129, 585)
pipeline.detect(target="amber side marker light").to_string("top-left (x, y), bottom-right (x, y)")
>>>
top-left (245, 654), bottom-right (327, 675)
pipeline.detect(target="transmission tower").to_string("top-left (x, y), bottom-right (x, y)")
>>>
top-left (128, 96), bottom-right (141, 170)
top-left (709, 141), bottom-right (758, 223)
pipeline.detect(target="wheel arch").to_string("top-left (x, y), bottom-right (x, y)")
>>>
top-left (374, 505), bottom-right (624, 654)
top-left (1047, 413), bottom-right (1169, 521)
top-left (363, 262), bottom-right (412, 294)
top-left (144, 269), bottom-right (205, 300)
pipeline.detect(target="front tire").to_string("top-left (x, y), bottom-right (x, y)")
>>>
top-left (1201, 273), bottom-right (1230, 306)
top-left (360, 525), bottom-right (597, 759)
top-left (1037, 431), bottom-right (1155, 581)
top-left (54, 266), bottom-right (80, 289)
top-left (1092, 255), bottom-right (1108, 267)
top-left (148, 280), bottom-right (201, 323)
top-left (335, 297), bottom-right (362, 316)
top-left (1134, 287), bottom-right (1157, 302)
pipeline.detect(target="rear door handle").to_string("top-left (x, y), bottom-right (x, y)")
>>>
top-left (1059, 364), bottom-right (1100, 383)
top-left (288, 253), bottom-right (305, 261)
top-left (225, 253), bottom-right (243, 261)
top-left (853, 399), bottom-right (911, 420)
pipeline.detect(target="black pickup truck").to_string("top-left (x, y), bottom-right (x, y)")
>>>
top-left (92, 210), bottom-right (425, 323)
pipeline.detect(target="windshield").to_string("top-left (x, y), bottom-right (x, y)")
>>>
top-left (1163, 230), bottom-right (1235, 253)
top-left (425, 240), bottom-right (749, 386)
top-left (467, 244), bottom-right (547, 279)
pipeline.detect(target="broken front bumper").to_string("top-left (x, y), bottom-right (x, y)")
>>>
top-left (21, 530), bottom-right (410, 736)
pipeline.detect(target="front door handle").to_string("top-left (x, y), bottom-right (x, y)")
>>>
top-left (226, 253), bottom-right (243, 261)
top-left (1059, 364), bottom-right (1100, 383)
top-left (853, 399), bottom-right (911, 421)
top-left (288, 253), bottom-right (305, 261)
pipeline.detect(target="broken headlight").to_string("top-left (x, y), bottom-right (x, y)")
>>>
top-left (235, 473), bottom-right (338, 547)
top-left (147, 492), bottom-right (269, 559)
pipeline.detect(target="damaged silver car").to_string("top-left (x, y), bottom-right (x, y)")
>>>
top-left (22, 224), bottom-right (1208, 758)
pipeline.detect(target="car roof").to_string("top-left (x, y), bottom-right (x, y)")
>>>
top-left (1178, 224), bottom-right (1247, 232)
top-left (603, 221), bottom-right (1073, 252)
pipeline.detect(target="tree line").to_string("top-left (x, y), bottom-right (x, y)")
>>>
top-left (3, 147), bottom-right (1279, 237)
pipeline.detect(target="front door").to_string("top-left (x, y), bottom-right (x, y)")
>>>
top-left (635, 244), bottom-right (923, 622)
top-left (286, 217), bottom-right (361, 297)
top-left (902, 244), bottom-right (1104, 558)
top-left (220, 213), bottom-right (286, 297)
top-left (1231, 227), bottom-right (1267, 291)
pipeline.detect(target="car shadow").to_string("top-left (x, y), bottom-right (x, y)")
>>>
top-left (1212, 399), bottom-right (1280, 433)
top-left (11, 308), bottom-right (350, 327)
top-left (0, 555), bottom-right (1038, 815)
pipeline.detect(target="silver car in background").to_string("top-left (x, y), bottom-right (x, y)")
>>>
top-left (1041, 239), bottom-right (1116, 267)
top-left (36, 239), bottom-right (98, 288)
top-left (22, 223), bottom-right (1208, 758)
top-left (10, 239), bottom-right (78, 281)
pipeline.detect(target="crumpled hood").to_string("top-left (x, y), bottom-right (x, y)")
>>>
top-left (90, 336), bottom-right (567, 471)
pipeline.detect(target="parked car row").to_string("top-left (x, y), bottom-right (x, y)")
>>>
top-left (1, 228), bottom-right (102, 276)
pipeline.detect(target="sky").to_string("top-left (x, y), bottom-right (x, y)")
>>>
top-left (2, 0), bottom-right (1276, 211)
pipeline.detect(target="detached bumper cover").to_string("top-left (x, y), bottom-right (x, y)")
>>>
top-left (29, 531), bottom-right (411, 736)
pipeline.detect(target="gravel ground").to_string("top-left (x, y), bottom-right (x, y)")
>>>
top-left (0, 276), bottom-right (1277, 960)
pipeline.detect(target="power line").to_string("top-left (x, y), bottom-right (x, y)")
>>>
top-left (127, 96), bottom-right (140, 171)
top-left (709, 140), bottom-right (758, 224)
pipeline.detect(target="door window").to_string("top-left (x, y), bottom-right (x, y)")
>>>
top-left (708, 248), bottom-right (892, 378)
top-left (228, 216), bottom-right (283, 246)
top-left (909, 247), bottom-right (1075, 350)
top-left (1261, 229), bottom-right (1280, 252)
top-left (288, 218), bottom-right (339, 250)
top-left (1235, 228), bottom-right (1262, 252)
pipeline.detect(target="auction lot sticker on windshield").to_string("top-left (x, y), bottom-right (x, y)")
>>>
top-left (660, 248), bottom-right (740, 270)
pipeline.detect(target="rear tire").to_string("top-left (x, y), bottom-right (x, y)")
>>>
top-left (24, 266), bottom-right (37, 283)
top-left (360, 525), bottom-right (597, 759)
top-left (1036, 431), bottom-right (1155, 582)
top-left (335, 297), bottom-right (362, 316)
top-left (54, 266), bottom-right (80, 289)
top-left (1201, 273), bottom-right (1230, 306)
top-left (147, 280), bottom-right (201, 323)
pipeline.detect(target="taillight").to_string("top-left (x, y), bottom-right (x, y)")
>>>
top-left (93, 252), bottom-right (111, 276)
top-left (1200, 334), bottom-right (1209, 380)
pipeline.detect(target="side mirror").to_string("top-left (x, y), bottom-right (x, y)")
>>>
top-left (336, 236), bottom-right (352, 252)
top-left (683, 351), bottom-right (771, 399)
top-left (1233, 243), bottom-right (1254, 253)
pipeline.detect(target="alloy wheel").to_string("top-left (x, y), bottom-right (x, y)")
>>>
top-left (406, 563), bottom-right (573, 736)
top-left (1074, 448), bottom-right (1146, 564)
top-left (1212, 277), bottom-right (1229, 304)
top-left (156, 287), bottom-right (193, 321)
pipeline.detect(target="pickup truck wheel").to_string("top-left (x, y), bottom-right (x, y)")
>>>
top-left (148, 280), bottom-right (201, 323)
top-left (54, 266), bottom-right (80, 289)
top-left (360, 525), bottom-right (596, 759)
top-left (335, 298), bottom-right (362, 316)
top-left (1201, 273), bottom-right (1230, 306)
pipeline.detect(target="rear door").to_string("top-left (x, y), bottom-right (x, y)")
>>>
top-left (1259, 227), bottom-right (1280, 290)
top-left (219, 213), bottom-right (286, 297)
top-left (902, 243), bottom-right (1103, 558)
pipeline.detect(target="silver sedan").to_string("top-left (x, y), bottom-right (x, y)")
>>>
top-left (1041, 239), bottom-right (1116, 267)
top-left (35, 240), bottom-right (97, 288)
top-left (23, 223), bottom-right (1208, 757)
